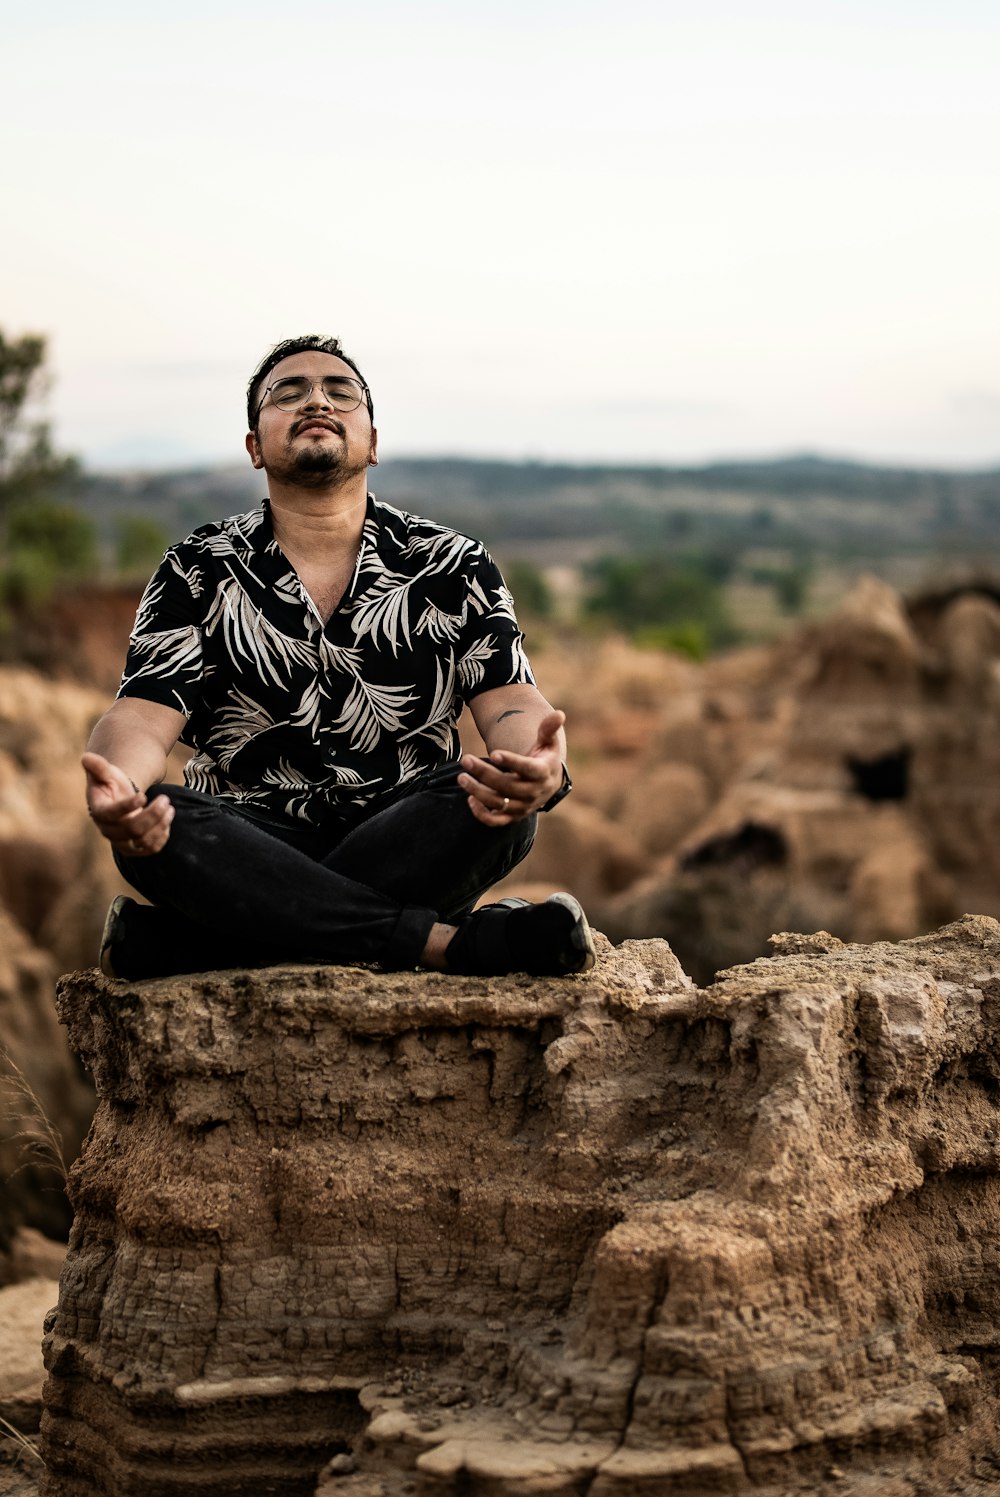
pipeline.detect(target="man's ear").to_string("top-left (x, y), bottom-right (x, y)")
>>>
top-left (369, 426), bottom-right (379, 467)
top-left (246, 431), bottom-right (264, 469)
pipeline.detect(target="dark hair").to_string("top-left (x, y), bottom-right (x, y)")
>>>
top-left (246, 334), bottom-right (374, 429)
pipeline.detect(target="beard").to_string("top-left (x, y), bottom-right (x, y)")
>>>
top-left (265, 437), bottom-right (370, 489)
top-left (293, 445), bottom-right (346, 481)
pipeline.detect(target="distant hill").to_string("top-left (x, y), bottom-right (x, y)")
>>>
top-left (74, 453), bottom-right (1000, 567)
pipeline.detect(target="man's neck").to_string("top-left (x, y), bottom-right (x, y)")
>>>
top-left (266, 473), bottom-right (370, 561)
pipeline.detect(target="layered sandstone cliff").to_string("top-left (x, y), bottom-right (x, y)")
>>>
top-left (39, 918), bottom-right (1000, 1495)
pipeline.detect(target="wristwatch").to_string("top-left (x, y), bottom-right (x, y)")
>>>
top-left (540, 762), bottom-right (572, 813)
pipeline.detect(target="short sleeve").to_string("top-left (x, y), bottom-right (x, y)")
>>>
top-left (455, 547), bottom-right (536, 703)
top-left (117, 547), bottom-right (206, 718)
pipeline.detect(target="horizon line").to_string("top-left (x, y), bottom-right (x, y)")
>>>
top-left (84, 447), bottom-right (1000, 480)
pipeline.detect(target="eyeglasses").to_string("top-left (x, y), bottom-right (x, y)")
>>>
top-left (254, 375), bottom-right (370, 421)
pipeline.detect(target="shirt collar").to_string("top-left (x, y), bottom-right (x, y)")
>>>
top-left (246, 493), bottom-right (384, 557)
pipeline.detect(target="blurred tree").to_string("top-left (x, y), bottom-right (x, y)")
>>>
top-left (583, 553), bottom-right (735, 652)
top-left (0, 331), bottom-right (78, 515)
top-left (115, 514), bottom-right (169, 576)
top-left (633, 621), bottom-right (709, 661)
top-left (504, 559), bottom-right (553, 618)
top-left (0, 330), bottom-right (92, 615)
top-left (748, 556), bottom-right (814, 616)
top-left (773, 561), bottom-right (812, 614)
top-left (7, 502), bottom-right (96, 571)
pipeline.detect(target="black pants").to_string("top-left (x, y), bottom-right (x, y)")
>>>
top-left (113, 765), bottom-right (536, 978)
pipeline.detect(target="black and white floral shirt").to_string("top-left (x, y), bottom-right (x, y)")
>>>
top-left (118, 496), bottom-right (535, 827)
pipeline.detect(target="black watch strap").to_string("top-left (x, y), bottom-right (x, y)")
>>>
top-left (540, 762), bottom-right (572, 813)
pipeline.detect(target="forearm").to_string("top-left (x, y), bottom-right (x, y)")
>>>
top-left (478, 691), bottom-right (567, 762)
top-left (462, 687), bottom-right (567, 825)
top-left (87, 702), bottom-right (172, 792)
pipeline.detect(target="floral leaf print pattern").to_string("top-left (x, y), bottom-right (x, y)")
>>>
top-left (492, 581), bottom-right (520, 625)
top-left (207, 688), bottom-right (280, 769)
top-left (198, 531), bottom-right (240, 558)
top-left (261, 758), bottom-right (315, 790)
top-left (316, 637), bottom-right (366, 677)
top-left (202, 577), bottom-right (316, 687)
top-left (397, 741), bottom-right (422, 785)
top-left (122, 626), bottom-right (202, 682)
top-left (399, 528), bottom-right (474, 575)
top-left (166, 551), bottom-right (204, 599)
top-left (132, 576), bottom-right (168, 635)
top-left (415, 602), bottom-right (466, 643)
top-left (259, 758), bottom-right (372, 820)
top-left (333, 676), bottom-right (418, 754)
top-left (290, 677), bottom-right (328, 741)
top-left (117, 498), bottom-right (535, 827)
top-left (400, 654), bottom-right (457, 746)
top-left (457, 636), bottom-right (496, 695)
top-left (348, 569), bottom-right (416, 655)
top-left (273, 569), bottom-right (306, 608)
top-left (509, 632), bottom-right (534, 684)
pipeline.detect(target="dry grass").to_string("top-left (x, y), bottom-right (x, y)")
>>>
top-left (0, 1048), bottom-right (66, 1186)
top-left (0, 1417), bottom-right (43, 1468)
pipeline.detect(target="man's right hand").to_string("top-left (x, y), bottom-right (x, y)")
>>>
top-left (82, 752), bottom-right (175, 858)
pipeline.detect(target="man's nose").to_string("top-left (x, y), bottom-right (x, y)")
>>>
top-left (302, 381), bottom-right (334, 409)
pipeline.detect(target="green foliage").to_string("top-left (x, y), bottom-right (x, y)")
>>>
top-left (0, 330), bottom-right (88, 613)
top-left (1, 501), bottom-right (97, 610)
top-left (0, 331), bottom-right (78, 513)
top-left (7, 501), bottom-right (97, 572)
top-left (632, 621), bottom-right (709, 660)
top-left (115, 514), bottom-right (169, 575)
top-left (773, 562), bottom-right (811, 614)
top-left (748, 557), bottom-right (814, 615)
top-left (505, 560), bottom-right (553, 618)
top-left (0, 546), bottom-right (58, 610)
top-left (583, 553), bottom-right (735, 651)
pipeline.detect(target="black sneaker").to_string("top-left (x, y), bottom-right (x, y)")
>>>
top-left (99, 895), bottom-right (136, 978)
top-left (446, 893), bottom-right (596, 977)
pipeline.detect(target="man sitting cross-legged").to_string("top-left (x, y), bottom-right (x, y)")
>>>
top-left (84, 334), bottom-right (592, 980)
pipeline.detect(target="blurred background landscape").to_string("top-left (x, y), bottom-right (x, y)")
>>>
top-left (3, 323), bottom-right (1000, 989)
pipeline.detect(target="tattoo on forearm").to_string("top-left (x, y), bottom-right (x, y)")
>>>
top-left (496, 709), bottom-right (525, 723)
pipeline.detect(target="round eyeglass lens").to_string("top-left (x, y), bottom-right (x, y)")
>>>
top-left (270, 376), bottom-right (364, 412)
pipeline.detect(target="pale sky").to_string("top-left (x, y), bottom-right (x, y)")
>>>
top-left (3, 0), bottom-right (999, 470)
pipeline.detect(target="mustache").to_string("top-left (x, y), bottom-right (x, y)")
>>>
top-left (291, 415), bottom-right (345, 437)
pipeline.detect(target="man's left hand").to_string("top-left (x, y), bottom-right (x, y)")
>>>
top-left (458, 710), bottom-right (565, 826)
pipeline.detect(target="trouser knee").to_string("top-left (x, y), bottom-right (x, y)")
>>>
top-left (112, 783), bottom-right (224, 898)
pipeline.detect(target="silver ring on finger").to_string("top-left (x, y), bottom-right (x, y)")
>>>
top-left (502, 797), bottom-right (510, 811)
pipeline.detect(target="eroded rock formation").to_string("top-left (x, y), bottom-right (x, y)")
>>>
top-left (8, 576), bottom-right (1000, 994)
top-left (0, 909), bottom-right (93, 1251)
top-left (0, 666), bottom-right (144, 975)
top-left (516, 580), bottom-right (1000, 979)
top-left (40, 918), bottom-right (1000, 1495)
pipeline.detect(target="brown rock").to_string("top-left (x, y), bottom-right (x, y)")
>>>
top-left (0, 666), bottom-right (189, 973)
top-left (615, 761), bottom-right (712, 857)
top-left (495, 800), bottom-right (650, 908)
top-left (0, 586), bottom-right (140, 697)
top-left (796, 576), bottom-right (923, 703)
top-left (9, 1231), bottom-right (66, 1286)
top-left (934, 591), bottom-right (1000, 691)
top-left (605, 783), bottom-right (959, 983)
top-left (37, 919), bottom-right (1000, 1494)
top-left (0, 909), bottom-right (94, 1254)
top-left (536, 638), bottom-right (695, 766)
top-left (0, 1280), bottom-right (59, 1439)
